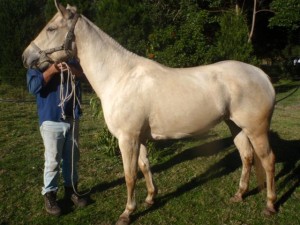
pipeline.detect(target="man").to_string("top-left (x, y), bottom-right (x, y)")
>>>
top-left (27, 60), bottom-right (87, 216)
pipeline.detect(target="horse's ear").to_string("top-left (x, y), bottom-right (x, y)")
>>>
top-left (54, 0), bottom-right (69, 19)
top-left (66, 4), bottom-right (77, 14)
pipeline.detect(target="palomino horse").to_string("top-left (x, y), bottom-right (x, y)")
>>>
top-left (22, 1), bottom-right (276, 224)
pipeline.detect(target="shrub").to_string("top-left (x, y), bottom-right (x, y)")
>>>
top-left (207, 11), bottom-right (256, 64)
top-left (89, 96), bottom-right (119, 157)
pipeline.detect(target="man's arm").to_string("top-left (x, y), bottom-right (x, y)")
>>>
top-left (43, 63), bottom-right (60, 85)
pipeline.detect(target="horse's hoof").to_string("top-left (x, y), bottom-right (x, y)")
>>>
top-left (145, 188), bottom-right (158, 206)
top-left (263, 207), bottom-right (277, 216)
top-left (230, 195), bottom-right (243, 203)
top-left (145, 199), bottom-right (155, 207)
top-left (115, 216), bottom-right (130, 225)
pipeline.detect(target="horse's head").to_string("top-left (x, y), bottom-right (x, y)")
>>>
top-left (22, 0), bottom-right (79, 71)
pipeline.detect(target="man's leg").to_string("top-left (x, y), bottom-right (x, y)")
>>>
top-left (40, 121), bottom-right (70, 215)
top-left (62, 120), bottom-right (87, 207)
top-left (62, 120), bottom-right (79, 188)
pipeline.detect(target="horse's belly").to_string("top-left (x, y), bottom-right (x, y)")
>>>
top-left (149, 103), bottom-right (223, 140)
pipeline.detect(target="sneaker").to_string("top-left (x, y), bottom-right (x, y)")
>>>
top-left (64, 186), bottom-right (87, 207)
top-left (44, 191), bottom-right (61, 216)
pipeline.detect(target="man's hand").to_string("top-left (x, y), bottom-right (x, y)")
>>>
top-left (42, 63), bottom-right (60, 85)
top-left (43, 62), bottom-right (84, 85)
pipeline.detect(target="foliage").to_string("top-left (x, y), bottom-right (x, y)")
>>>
top-left (1, 0), bottom-right (300, 86)
top-left (208, 11), bottom-right (256, 63)
top-left (148, 4), bottom-right (211, 67)
top-left (89, 96), bottom-right (119, 157)
top-left (44, 0), bottom-right (97, 21)
top-left (269, 0), bottom-right (300, 30)
top-left (95, 0), bottom-right (151, 56)
top-left (268, 0), bottom-right (300, 78)
top-left (0, 0), bottom-right (46, 84)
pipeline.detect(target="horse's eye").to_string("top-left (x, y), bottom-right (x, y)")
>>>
top-left (47, 26), bottom-right (57, 32)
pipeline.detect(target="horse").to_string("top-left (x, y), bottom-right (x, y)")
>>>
top-left (22, 1), bottom-right (277, 224)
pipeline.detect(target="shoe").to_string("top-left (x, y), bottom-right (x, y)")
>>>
top-left (44, 191), bottom-right (61, 216)
top-left (64, 186), bottom-right (87, 207)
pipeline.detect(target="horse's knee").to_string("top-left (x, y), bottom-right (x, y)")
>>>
top-left (258, 151), bottom-right (275, 173)
top-left (125, 174), bottom-right (137, 187)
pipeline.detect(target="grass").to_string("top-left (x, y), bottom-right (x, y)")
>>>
top-left (0, 80), bottom-right (299, 225)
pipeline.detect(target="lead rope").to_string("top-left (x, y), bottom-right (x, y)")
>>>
top-left (58, 63), bottom-right (89, 197)
top-left (58, 62), bottom-right (81, 120)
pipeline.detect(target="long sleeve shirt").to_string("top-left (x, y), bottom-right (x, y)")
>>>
top-left (27, 66), bottom-right (82, 126)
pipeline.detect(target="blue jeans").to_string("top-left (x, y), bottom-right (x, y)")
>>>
top-left (40, 120), bottom-right (80, 195)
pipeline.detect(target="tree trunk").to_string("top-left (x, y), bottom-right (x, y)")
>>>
top-left (248, 0), bottom-right (257, 43)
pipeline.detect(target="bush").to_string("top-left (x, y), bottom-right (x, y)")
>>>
top-left (148, 10), bottom-right (210, 67)
top-left (207, 11), bottom-right (256, 64)
top-left (89, 96), bottom-right (119, 157)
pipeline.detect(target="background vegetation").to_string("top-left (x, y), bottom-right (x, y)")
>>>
top-left (0, 0), bottom-right (300, 85)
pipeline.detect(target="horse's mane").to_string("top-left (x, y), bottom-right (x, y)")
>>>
top-left (80, 15), bottom-right (138, 59)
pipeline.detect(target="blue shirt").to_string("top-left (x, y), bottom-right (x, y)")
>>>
top-left (27, 64), bottom-right (82, 126)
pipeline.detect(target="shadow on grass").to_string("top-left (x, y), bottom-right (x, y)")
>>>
top-left (130, 131), bottom-right (300, 221)
top-left (274, 83), bottom-right (300, 94)
top-left (89, 136), bottom-right (235, 195)
top-left (131, 137), bottom-right (239, 222)
top-left (237, 131), bottom-right (300, 209)
top-left (270, 131), bottom-right (300, 211)
top-left (89, 131), bottom-right (299, 221)
top-left (87, 135), bottom-right (239, 221)
top-left (151, 136), bottom-right (234, 173)
top-left (274, 81), bottom-right (300, 104)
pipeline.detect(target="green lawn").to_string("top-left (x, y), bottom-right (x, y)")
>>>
top-left (0, 80), bottom-right (299, 225)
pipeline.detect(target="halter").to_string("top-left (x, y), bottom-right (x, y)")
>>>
top-left (30, 13), bottom-right (80, 68)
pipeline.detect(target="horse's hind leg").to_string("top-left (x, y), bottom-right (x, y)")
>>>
top-left (226, 120), bottom-right (254, 202)
top-left (138, 144), bottom-right (157, 205)
top-left (248, 132), bottom-right (276, 215)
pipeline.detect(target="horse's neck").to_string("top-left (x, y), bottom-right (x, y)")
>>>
top-left (75, 16), bottom-right (138, 97)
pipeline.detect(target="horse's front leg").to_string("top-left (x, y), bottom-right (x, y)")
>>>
top-left (116, 134), bottom-right (140, 225)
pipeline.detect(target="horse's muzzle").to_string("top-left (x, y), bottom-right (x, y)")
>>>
top-left (22, 47), bottom-right (38, 69)
top-left (22, 47), bottom-right (52, 71)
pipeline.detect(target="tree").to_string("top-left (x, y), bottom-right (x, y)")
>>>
top-left (44, 0), bottom-right (97, 20)
top-left (148, 2), bottom-right (210, 67)
top-left (208, 11), bottom-right (255, 63)
top-left (0, 0), bottom-right (46, 84)
top-left (94, 0), bottom-right (151, 56)
top-left (269, 0), bottom-right (300, 30)
top-left (2, 0), bottom-right (298, 86)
